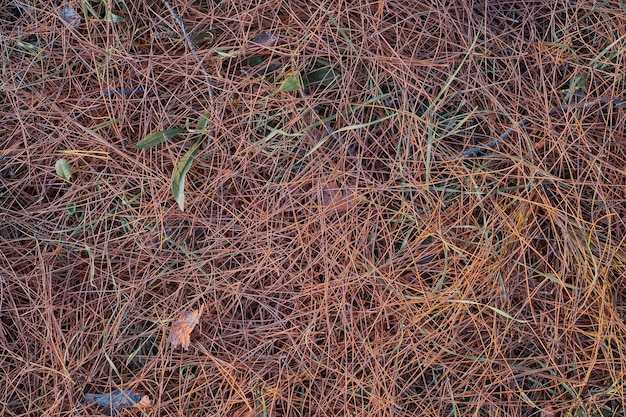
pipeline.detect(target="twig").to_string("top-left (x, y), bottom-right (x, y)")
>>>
top-left (160, 0), bottom-right (217, 117)
top-left (457, 97), bottom-right (626, 158)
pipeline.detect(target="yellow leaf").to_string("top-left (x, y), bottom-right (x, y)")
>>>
top-left (279, 71), bottom-right (302, 92)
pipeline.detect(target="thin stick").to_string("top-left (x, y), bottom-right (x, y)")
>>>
top-left (160, 0), bottom-right (217, 112)
top-left (457, 97), bottom-right (626, 158)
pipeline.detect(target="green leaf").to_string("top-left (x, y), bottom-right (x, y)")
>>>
top-left (105, 11), bottom-right (125, 23)
top-left (133, 128), bottom-right (185, 149)
top-left (247, 56), bottom-right (263, 66)
top-left (279, 71), bottom-right (302, 92)
top-left (67, 201), bottom-right (77, 215)
top-left (15, 40), bottom-right (40, 54)
top-left (84, 244), bottom-right (96, 287)
top-left (90, 117), bottom-right (121, 132)
top-left (82, 0), bottom-right (99, 19)
top-left (192, 30), bottom-right (214, 47)
top-left (55, 158), bottom-right (72, 182)
top-left (215, 49), bottom-right (239, 58)
top-left (15, 40), bottom-right (43, 61)
top-left (304, 68), bottom-right (340, 87)
top-left (171, 138), bottom-right (204, 211)
top-left (195, 113), bottom-right (211, 132)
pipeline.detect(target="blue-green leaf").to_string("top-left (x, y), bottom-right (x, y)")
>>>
top-left (55, 158), bottom-right (72, 182)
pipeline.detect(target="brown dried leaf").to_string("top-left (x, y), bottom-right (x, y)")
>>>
top-left (167, 305), bottom-right (204, 350)
top-left (137, 395), bottom-right (152, 408)
top-left (318, 181), bottom-right (361, 213)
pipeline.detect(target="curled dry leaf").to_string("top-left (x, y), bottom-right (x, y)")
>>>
top-left (168, 305), bottom-right (204, 350)
top-left (137, 395), bottom-right (152, 407)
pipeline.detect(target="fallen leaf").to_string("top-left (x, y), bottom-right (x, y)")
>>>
top-left (171, 136), bottom-right (204, 211)
top-left (318, 181), bottom-right (360, 213)
top-left (55, 158), bottom-right (72, 182)
top-left (59, 4), bottom-right (82, 27)
top-left (250, 31), bottom-right (278, 46)
top-left (215, 49), bottom-right (240, 58)
top-left (168, 305), bottom-right (204, 350)
top-left (137, 395), bottom-right (152, 407)
top-left (105, 10), bottom-right (124, 23)
top-left (84, 390), bottom-right (151, 415)
top-left (133, 128), bottom-right (185, 149)
top-left (304, 67), bottom-right (341, 88)
top-left (279, 71), bottom-right (302, 92)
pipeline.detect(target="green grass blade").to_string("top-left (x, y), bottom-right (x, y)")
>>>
top-left (171, 137), bottom-right (203, 211)
top-left (448, 299), bottom-right (528, 323)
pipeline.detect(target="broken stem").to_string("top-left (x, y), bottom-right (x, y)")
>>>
top-left (160, 0), bottom-right (218, 125)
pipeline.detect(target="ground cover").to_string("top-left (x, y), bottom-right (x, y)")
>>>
top-left (1, 1), bottom-right (626, 416)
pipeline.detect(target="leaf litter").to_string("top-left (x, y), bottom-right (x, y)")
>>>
top-left (83, 390), bottom-right (151, 416)
top-left (167, 305), bottom-right (204, 350)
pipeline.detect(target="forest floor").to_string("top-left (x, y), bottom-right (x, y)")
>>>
top-left (1, 1), bottom-right (626, 416)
